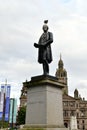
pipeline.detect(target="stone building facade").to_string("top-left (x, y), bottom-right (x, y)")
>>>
top-left (55, 56), bottom-right (87, 130)
top-left (20, 56), bottom-right (87, 130)
top-left (63, 93), bottom-right (87, 130)
top-left (20, 80), bottom-right (27, 107)
top-left (55, 55), bottom-right (68, 94)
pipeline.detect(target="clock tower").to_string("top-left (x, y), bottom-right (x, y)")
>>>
top-left (55, 55), bottom-right (68, 94)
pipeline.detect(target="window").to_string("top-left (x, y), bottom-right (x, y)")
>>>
top-left (76, 103), bottom-right (78, 107)
top-left (63, 101), bottom-right (68, 106)
top-left (82, 120), bottom-right (84, 124)
top-left (70, 111), bottom-right (74, 116)
top-left (64, 110), bottom-right (68, 117)
top-left (77, 113), bottom-right (79, 117)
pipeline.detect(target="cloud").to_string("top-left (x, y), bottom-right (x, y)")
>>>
top-left (0, 0), bottom-right (87, 105)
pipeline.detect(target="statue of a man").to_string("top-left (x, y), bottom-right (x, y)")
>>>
top-left (34, 20), bottom-right (53, 75)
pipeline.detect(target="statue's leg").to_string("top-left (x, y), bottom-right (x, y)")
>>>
top-left (43, 60), bottom-right (49, 75)
top-left (46, 60), bottom-right (49, 74)
top-left (42, 50), bottom-right (49, 75)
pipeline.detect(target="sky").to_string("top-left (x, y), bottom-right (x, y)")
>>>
top-left (0, 0), bottom-right (87, 105)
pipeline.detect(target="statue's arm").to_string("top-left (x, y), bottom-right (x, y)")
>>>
top-left (34, 38), bottom-right (43, 48)
top-left (44, 32), bottom-right (53, 46)
top-left (34, 43), bottom-right (39, 48)
top-left (34, 36), bottom-right (43, 48)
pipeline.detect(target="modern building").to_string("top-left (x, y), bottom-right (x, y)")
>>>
top-left (20, 56), bottom-right (87, 130)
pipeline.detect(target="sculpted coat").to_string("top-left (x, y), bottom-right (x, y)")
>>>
top-left (38, 31), bottom-right (53, 64)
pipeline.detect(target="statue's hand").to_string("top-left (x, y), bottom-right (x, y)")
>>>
top-left (34, 43), bottom-right (38, 48)
top-left (34, 43), bottom-right (45, 48)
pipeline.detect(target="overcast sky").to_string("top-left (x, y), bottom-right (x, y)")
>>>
top-left (1, 0), bottom-right (87, 105)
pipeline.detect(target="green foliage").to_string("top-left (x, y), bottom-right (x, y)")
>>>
top-left (0, 120), bottom-right (9, 128)
top-left (17, 106), bottom-right (26, 125)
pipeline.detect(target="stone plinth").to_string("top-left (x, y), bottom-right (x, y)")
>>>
top-left (25, 75), bottom-right (67, 130)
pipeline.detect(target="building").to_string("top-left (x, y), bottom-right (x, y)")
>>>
top-left (20, 80), bottom-right (28, 107)
top-left (55, 56), bottom-right (87, 130)
top-left (55, 55), bottom-right (68, 95)
top-left (20, 56), bottom-right (87, 130)
top-left (63, 92), bottom-right (87, 130)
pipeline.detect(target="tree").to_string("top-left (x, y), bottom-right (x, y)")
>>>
top-left (0, 121), bottom-right (9, 128)
top-left (17, 106), bottom-right (26, 125)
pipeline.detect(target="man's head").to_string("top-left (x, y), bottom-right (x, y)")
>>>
top-left (42, 25), bottom-right (49, 32)
top-left (42, 20), bottom-right (49, 32)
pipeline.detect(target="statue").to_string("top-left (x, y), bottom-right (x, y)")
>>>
top-left (34, 20), bottom-right (53, 75)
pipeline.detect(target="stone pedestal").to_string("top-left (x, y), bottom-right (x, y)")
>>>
top-left (25, 75), bottom-right (67, 130)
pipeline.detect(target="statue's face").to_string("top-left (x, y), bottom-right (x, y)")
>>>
top-left (43, 25), bottom-right (48, 32)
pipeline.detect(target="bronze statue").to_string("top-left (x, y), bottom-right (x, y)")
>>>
top-left (34, 20), bottom-right (53, 75)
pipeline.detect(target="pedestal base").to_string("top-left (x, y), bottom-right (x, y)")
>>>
top-left (23, 124), bottom-right (68, 130)
top-left (25, 75), bottom-right (66, 129)
top-left (21, 125), bottom-right (69, 130)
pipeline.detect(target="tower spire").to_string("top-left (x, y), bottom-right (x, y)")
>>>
top-left (55, 55), bottom-right (68, 94)
top-left (58, 54), bottom-right (63, 69)
top-left (60, 53), bottom-right (62, 60)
